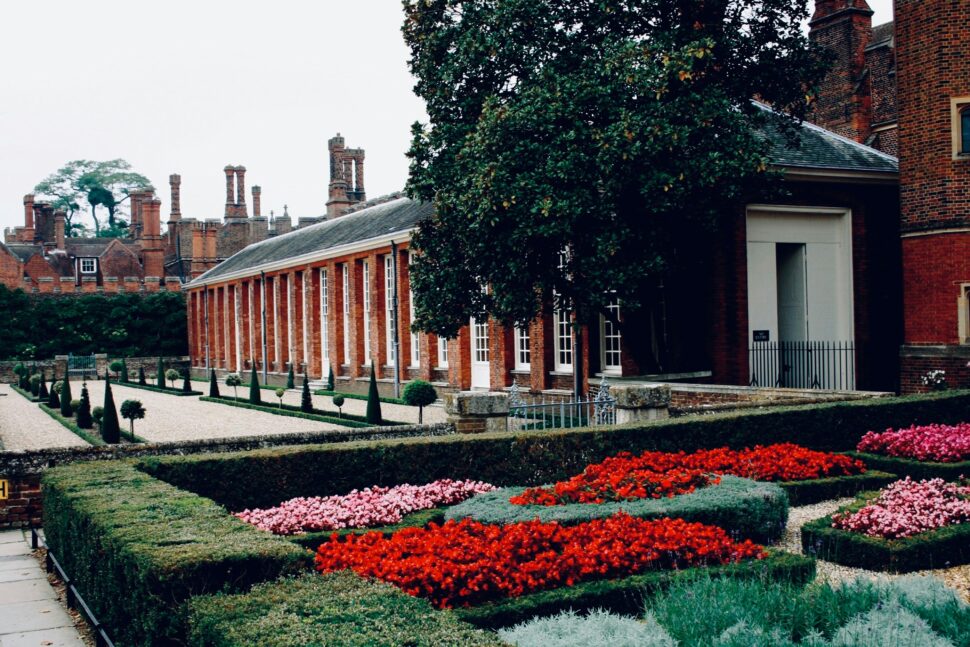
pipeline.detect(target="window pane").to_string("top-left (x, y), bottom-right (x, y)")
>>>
top-left (962, 110), bottom-right (970, 153)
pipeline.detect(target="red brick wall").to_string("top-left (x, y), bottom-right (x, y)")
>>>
top-left (0, 475), bottom-right (42, 528)
top-left (901, 234), bottom-right (970, 345)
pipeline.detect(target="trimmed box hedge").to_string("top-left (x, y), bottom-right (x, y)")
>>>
top-left (778, 470), bottom-right (898, 506)
top-left (187, 572), bottom-right (505, 647)
top-left (285, 507), bottom-right (446, 550)
top-left (200, 396), bottom-right (381, 428)
top-left (42, 462), bottom-right (311, 646)
top-left (445, 476), bottom-right (788, 544)
top-left (847, 451), bottom-right (970, 482)
top-left (314, 388), bottom-right (407, 405)
top-left (453, 551), bottom-right (816, 630)
top-left (38, 403), bottom-right (101, 446)
top-left (138, 390), bottom-right (970, 512)
top-left (118, 382), bottom-right (204, 396)
top-left (801, 493), bottom-right (970, 573)
top-left (11, 383), bottom-right (42, 402)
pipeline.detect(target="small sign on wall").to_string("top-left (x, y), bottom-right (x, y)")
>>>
top-left (753, 330), bottom-right (770, 342)
top-left (0, 479), bottom-right (8, 500)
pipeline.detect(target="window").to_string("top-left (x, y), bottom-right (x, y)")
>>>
top-left (362, 260), bottom-right (371, 364)
top-left (319, 269), bottom-right (329, 364)
top-left (79, 258), bottom-right (96, 274)
top-left (951, 98), bottom-right (970, 159)
top-left (385, 255), bottom-right (396, 365)
top-left (437, 336), bottom-right (449, 368)
top-left (341, 264), bottom-right (350, 364)
top-left (409, 251), bottom-right (419, 367)
top-left (474, 319), bottom-right (489, 363)
top-left (600, 300), bottom-right (622, 374)
top-left (962, 106), bottom-right (970, 155)
top-left (554, 307), bottom-right (573, 371)
top-left (514, 327), bottom-right (531, 370)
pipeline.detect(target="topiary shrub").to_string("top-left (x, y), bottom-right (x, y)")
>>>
top-left (225, 373), bottom-right (241, 400)
top-left (37, 371), bottom-right (49, 400)
top-left (366, 361), bottom-right (382, 424)
top-left (100, 376), bottom-right (121, 444)
top-left (248, 364), bottom-right (261, 404)
top-left (121, 358), bottom-right (130, 383)
top-left (92, 406), bottom-right (104, 428)
top-left (326, 365), bottom-right (335, 391)
top-left (138, 365), bottom-right (147, 385)
top-left (156, 357), bottom-right (165, 387)
top-left (182, 371), bottom-right (192, 393)
top-left (165, 368), bottom-right (180, 389)
top-left (76, 384), bottom-right (93, 429)
top-left (275, 388), bottom-right (286, 409)
top-left (209, 369), bottom-right (220, 398)
top-left (120, 399), bottom-right (146, 440)
top-left (109, 360), bottom-right (125, 379)
top-left (286, 364), bottom-right (295, 390)
top-left (69, 399), bottom-right (80, 413)
top-left (48, 381), bottom-right (60, 408)
top-left (301, 373), bottom-right (312, 413)
top-left (332, 394), bottom-right (345, 418)
top-left (403, 380), bottom-right (437, 424)
top-left (60, 376), bottom-right (73, 417)
top-left (29, 373), bottom-right (41, 397)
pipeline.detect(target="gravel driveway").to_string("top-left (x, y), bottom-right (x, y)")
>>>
top-left (0, 384), bottom-right (89, 450)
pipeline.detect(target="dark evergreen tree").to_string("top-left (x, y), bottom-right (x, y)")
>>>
top-left (38, 372), bottom-right (48, 400)
top-left (365, 361), bottom-right (382, 424)
top-left (209, 369), bottom-right (220, 398)
top-left (156, 357), bottom-right (165, 387)
top-left (248, 364), bottom-right (261, 404)
top-left (301, 372), bottom-right (312, 413)
top-left (60, 376), bottom-right (73, 417)
top-left (100, 375), bottom-right (121, 444)
top-left (138, 366), bottom-right (147, 385)
top-left (121, 358), bottom-right (129, 383)
top-left (76, 383), bottom-right (93, 429)
top-left (326, 365), bottom-right (335, 391)
top-left (182, 371), bottom-right (192, 393)
top-left (48, 381), bottom-right (60, 409)
top-left (286, 364), bottom-right (295, 389)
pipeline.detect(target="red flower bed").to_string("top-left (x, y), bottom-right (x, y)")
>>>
top-left (511, 443), bottom-right (865, 506)
top-left (314, 513), bottom-right (765, 608)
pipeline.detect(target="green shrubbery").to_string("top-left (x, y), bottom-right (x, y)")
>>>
top-left (499, 610), bottom-right (673, 647)
top-left (778, 471), bottom-right (898, 506)
top-left (847, 451), bottom-right (970, 482)
top-left (366, 361), bottom-right (382, 424)
top-left (446, 476), bottom-right (788, 544)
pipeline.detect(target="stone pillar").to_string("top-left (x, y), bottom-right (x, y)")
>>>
top-left (612, 384), bottom-right (671, 424)
top-left (444, 391), bottom-right (509, 434)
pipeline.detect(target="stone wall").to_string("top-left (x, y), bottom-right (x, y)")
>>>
top-left (668, 382), bottom-right (891, 415)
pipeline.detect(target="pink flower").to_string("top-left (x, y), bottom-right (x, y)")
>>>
top-left (857, 423), bottom-right (970, 463)
top-left (832, 477), bottom-right (970, 539)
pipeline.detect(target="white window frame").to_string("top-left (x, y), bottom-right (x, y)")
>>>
top-left (302, 270), bottom-right (310, 370)
top-left (950, 97), bottom-right (970, 159)
top-left (362, 260), bottom-right (371, 365)
top-left (341, 264), bottom-right (350, 365)
top-left (437, 336), bottom-right (449, 368)
top-left (600, 299), bottom-right (622, 375)
top-left (408, 251), bottom-right (420, 367)
top-left (384, 255), bottom-right (396, 365)
top-left (514, 327), bottom-right (531, 370)
top-left (79, 258), bottom-right (97, 274)
top-left (320, 268), bottom-right (329, 366)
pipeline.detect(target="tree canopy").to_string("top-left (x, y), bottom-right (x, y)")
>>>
top-left (402, 0), bottom-right (830, 337)
top-left (33, 159), bottom-right (152, 236)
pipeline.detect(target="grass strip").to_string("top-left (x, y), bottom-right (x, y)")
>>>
top-left (37, 403), bottom-right (102, 446)
top-left (10, 383), bottom-right (42, 402)
top-left (314, 388), bottom-right (407, 405)
top-left (201, 395), bottom-right (406, 428)
top-left (115, 381), bottom-right (204, 397)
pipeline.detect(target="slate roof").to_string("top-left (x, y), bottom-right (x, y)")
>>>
top-left (5, 244), bottom-right (42, 262)
top-left (191, 196), bottom-right (433, 284)
top-left (871, 21), bottom-right (894, 47)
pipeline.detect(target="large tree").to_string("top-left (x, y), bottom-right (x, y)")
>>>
top-left (34, 159), bottom-right (152, 236)
top-left (402, 0), bottom-right (830, 340)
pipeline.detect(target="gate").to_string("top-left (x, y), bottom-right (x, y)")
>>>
top-left (507, 378), bottom-right (616, 431)
top-left (749, 340), bottom-right (856, 391)
top-left (67, 353), bottom-right (97, 380)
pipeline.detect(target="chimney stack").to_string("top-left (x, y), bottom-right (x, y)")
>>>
top-left (54, 211), bottom-right (65, 250)
top-left (235, 166), bottom-right (247, 217)
top-left (326, 133), bottom-right (368, 218)
top-left (224, 165), bottom-right (236, 217)
top-left (252, 185), bottom-right (262, 218)
top-left (169, 174), bottom-right (182, 221)
top-left (22, 194), bottom-right (35, 242)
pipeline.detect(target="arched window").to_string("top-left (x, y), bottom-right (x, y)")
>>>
top-left (961, 106), bottom-right (970, 155)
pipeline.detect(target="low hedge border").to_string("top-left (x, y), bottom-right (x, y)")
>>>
top-left (42, 461), bottom-right (311, 646)
top-left (188, 571), bottom-right (504, 646)
top-left (137, 390), bottom-right (970, 512)
top-left (200, 396), bottom-right (379, 428)
top-left (801, 492), bottom-right (970, 573)
top-left (37, 403), bottom-right (101, 446)
top-left (445, 476), bottom-right (788, 544)
top-left (454, 550), bottom-right (815, 630)
top-left (211, 394), bottom-right (405, 426)
top-left (117, 381), bottom-right (204, 396)
top-left (778, 471), bottom-right (898, 506)
top-left (314, 388), bottom-right (408, 405)
top-left (846, 451), bottom-right (970, 482)
top-left (10, 383), bottom-right (42, 402)
top-left (286, 507), bottom-right (447, 550)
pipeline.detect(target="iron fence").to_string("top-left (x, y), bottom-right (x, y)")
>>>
top-left (67, 353), bottom-right (97, 380)
top-left (749, 340), bottom-right (856, 391)
top-left (507, 378), bottom-right (616, 431)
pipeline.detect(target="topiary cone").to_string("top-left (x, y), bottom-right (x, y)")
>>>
top-left (76, 383), bottom-right (93, 429)
top-left (286, 364), bottom-right (295, 390)
top-left (366, 361), bottom-right (382, 424)
top-left (248, 364), bottom-right (261, 404)
top-left (301, 372), bottom-right (312, 413)
top-left (60, 376), bottom-right (73, 417)
top-left (209, 369), bottom-right (220, 398)
top-left (101, 376), bottom-right (121, 444)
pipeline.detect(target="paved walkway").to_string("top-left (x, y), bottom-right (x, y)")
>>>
top-left (0, 386), bottom-right (89, 452)
top-left (0, 530), bottom-right (85, 647)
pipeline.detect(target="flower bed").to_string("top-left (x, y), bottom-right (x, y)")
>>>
top-left (831, 478), bottom-right (970, 539)
top-left (802, 482), bottom-right (970, 572)
top-left (858, 423), bottom-right (970, 463)
top-left (447, 475), bottom-right (788, 544)
top-left (315, 513), bottom-right (767, 609)
top-left (235, 479), bottom-right (495, 535)
top-left (511, 444), bottom-right (867, 507)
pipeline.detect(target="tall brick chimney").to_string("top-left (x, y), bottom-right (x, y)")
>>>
top-left (22, 194), bottom-right (35, 242)
top-left (252, 185), bottom-right (262, 218)
top-left (169, 174), bottom-right (182, 221)
top-left (809, 0), bottom-right (875, 142)
top-left (235, 166), bottom-right (248, 217)
top-left (53, 211), bottom-right (65, 251)
top-left (142, 197), bottom-right (165, 278)
top-left (224, 165), bottom-right (236, 218)
top-left (326, 133), bottom-right (366, 218)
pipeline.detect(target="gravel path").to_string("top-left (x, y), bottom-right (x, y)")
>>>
top-left (781, 498), bottom-right (970, 603)
top-left (0, 385), bottom-right (89, 451)
top-left (82, 381), bottom-right (345, 443)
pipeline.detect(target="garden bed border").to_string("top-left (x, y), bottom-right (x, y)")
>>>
top-left (846, 451), bottom-right (970, 482)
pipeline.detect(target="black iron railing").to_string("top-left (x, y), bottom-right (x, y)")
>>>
top-left (749, 340), bottom-right (856, 391)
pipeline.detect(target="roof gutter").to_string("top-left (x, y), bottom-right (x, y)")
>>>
top-left (777, 165), bottom-right (899, 185)
top-left (185, 229), bottom-right (413, 289)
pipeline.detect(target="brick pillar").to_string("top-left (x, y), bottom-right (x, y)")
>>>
top-left (169, 174), bottom-right (182, 220)
top-left (227, 284), bottom-right (238, 372)
top-left (224, 166), bottom-right (235, 218)
top-left (308, 267), bottom-right (322, 378)
top-left (22, 194), bottom-right (35, 242)
top-left (290, 270), bottom-right (301, 372)
top-left (188, 292), bottom-right (197, 366)
top-left (252, 185), bottom-right (261, 218)
top-left (53, 211), bottom-right (65, 250)
top-left (326, 261), bottom-right (340, 375)
top-left (489, 321), bottom-right (512, 390)
top-left (268, 276), bottom-right (279, 371)
top-left (444, 391), bottom-right (509, 434)
top-left (253, 278), bottom-right (265, 371)
top-left (235, 166), bottom-right (247, 217)
top-left (528, 317), bottom-right (546, 393)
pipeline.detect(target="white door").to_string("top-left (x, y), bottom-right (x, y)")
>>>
top-left (470, 317), bottom-right (490, 389)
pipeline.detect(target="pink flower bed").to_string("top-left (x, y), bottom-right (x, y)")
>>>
top-left (235, 479), bottom-right (496, 535)
top-left (832, 477), bottom-right (970, 539)
top-left (857, 423), bottom-right (970, 463)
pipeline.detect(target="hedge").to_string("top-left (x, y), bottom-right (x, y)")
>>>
top-left (187, 572), bottom-right (504, 647)
top-left (453, 551), bottom-right (816, 630)
top-left (445, 476), bottom-right (788, 544)
top-left (10, 382), bottom-right (41, 402)
top-left (41, 462), bottom-right (311, 646)
top-left (801, 493), bottom-right (970, 573)
top-left (314, 388), bottom-right (408, 405)
top-left (37, 403), bottom-right (101, 446)
top-left (116, 381), bottom-right (203, 397)
top-left (846, 451), bottom-right (970, 482)
top-left (200, 396), bottom-right (376, 428)
top-left (778, 470), bottom-right (898, 506)
top-left (138, 390), bottom-right (970, 512)
top-left (286, 507), bottom-right (447, 550)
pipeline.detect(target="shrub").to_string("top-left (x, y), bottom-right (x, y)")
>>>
top-left (37, 371), bottom-right (48, 400)
top-left (225, 373), bottom-right (241, 399)
top-left (326, 364), bottom-right (334, 391)
top-left (120, 399), bottom-right (146, 440)
top-left (75, 383), bottom-right (93, 429)
top-left (100, 377), bottom-right (121, 444)
top-left (59, 376), bottom-right (73, 417)
top-left (332, 394), bottom-right (345, 417)
top-left (248, 364), bottom-right (261, 404)
top-left (286, 364), bottom-right (295, 390)
top-left (366, 361), bottom-right (382, 424)
top-left (403, 380), bottom-right (437, 424)
top-left (188, 572), bottom-right (503, 647)
top-left (42, 462), bottom-right (308, 646)
top-left (831, 602), bottom-right (952, 647)
top-left (92, 406), bottom-right (104, 427)
top-left (109, 359), bottom-right (125, 378)
top-left (29, 373), bottom-right (41, 396)
top-left (300, 372), bottom-right (312, 413)
top-left (47, 382), bottom-right (60, 409)
top-left (182, 371), bottom-right (192, 393)
top-left (69, 399), bottom-right (80, 413)
top-left (138, 365), bottom-right (147, 385)
top-left (156, 356), bottom-right (165, 387)
top-left (857, 422), bottom-right (970, 463)
top-left (165, 368), bottom-right (180, 389)
top-left (849, 451), bottom-right (970, 482)
top-left (209, 369), bottom-right (220, 397)
top-left (447, 476), bottom-right (788, 544)
top-left (120, 358), bottom-right (129, 383)
top-left (275, 388), bottom-right (285, 409)
top-left (499, 609), bottom-right (675, 647)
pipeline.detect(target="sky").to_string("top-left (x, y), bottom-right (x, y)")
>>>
top-left (0, 0), bottom-right (894, 235)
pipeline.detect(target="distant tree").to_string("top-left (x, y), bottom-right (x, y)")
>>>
top-left (326, 365), bottom-right (335, 392)
top-left (225, 373), bottom-right (242, 400)
top-left (101, 377), bottom-right (121, 443)
top-left (286, 364), bottom-right (295, 390)
top-left (60, 376), bottom-right (73, 417)
top-left (209, 369), bottom-right (220, 397)
top-left (403, 380), bottom-right (437, 424)
top-left (165, 368), bottom-right (179, 389)
top-left (301, 372), bottom-right (313, 413)
top-left (366, 362), bottom-right (382, 425)
top-left (120, 399), bottom-right (146, 440)
top-left (76, 383), bottom-right (93, 429)
top-left (248, 364), bottom-right (261, 404)
top-left (121, 358), bottom-right (130, 383)
top-left (275, 388), bottom-right (286, 409)
top-left (332, 394), bottom-right (345, 418)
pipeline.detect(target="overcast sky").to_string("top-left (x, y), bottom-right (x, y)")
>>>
top-left (0, 0), bottom-right (894, 235)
